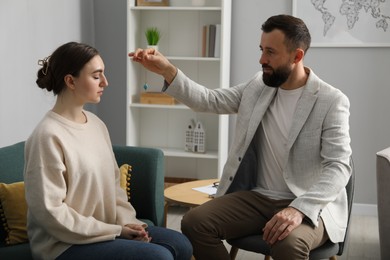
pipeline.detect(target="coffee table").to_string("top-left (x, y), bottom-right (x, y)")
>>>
top-left (164, 178), bottom-right (219, 226)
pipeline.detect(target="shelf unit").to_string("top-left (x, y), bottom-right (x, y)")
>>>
top-left (126, 0), bottom-right (231, 179)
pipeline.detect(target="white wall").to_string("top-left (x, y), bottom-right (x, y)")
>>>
top-left (93, 0), bottom-right (128, 145)
top-left (0, 0), bottom-right (94, 147)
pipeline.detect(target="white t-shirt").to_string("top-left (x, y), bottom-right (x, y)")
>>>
top-left (253, 86), bottom-right (304, 200)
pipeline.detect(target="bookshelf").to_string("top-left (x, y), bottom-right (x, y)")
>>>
top-left (126, 0), bottom-right (231, 179)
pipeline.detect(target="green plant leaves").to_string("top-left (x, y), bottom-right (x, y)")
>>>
top-left (145, 27), bottom-right (161, 45)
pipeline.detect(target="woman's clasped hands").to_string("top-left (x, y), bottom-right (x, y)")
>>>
top-left (120, 223), bottom-right (151, 242)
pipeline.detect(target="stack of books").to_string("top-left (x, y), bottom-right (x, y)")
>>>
top-left (202, 24), bottom-right (221, 58)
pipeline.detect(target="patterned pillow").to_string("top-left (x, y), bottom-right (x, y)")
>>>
top-left (119, 164), bottom-right (132, 201)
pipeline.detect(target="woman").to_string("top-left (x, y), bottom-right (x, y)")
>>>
top-left (24, 42), bottom-right (192, 260)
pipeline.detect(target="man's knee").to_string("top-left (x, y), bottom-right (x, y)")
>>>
top-left (270, 233), bottom-right (310, 260)
top-left (181, 210), bottom-right (194, 236)
top-left (181, 206), bottom-right (217, 240)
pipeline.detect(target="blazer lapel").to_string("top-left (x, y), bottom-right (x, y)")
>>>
top-left (287, 71), bottom-right (320, 149)
top-left (244, 87), bottom-right (277, 147)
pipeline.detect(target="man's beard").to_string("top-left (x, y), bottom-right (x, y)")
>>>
top-left (262, 64), bottom-right (291, 88)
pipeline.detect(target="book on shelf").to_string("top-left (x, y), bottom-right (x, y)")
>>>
top-left (214, 24), bottom-right (221, 58)
top-left (202, 25), bottom-right (209, 57)
top-left (202, 24), bottom-right (221, 58)
top-left (208, 24), bottom-right (216, 57)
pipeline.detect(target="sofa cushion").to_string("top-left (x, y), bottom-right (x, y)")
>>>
top-left (0, 182), bottom-right (28, 245)
top-left (120, 164), bottom-right (132, 201)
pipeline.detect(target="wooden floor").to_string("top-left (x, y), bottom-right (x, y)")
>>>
top-left (166, 206), bottom-right (380, 260)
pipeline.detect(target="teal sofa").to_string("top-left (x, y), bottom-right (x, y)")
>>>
top-left (0, 141), bottom-right (165, 259)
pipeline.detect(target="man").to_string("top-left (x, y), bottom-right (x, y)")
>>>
top-left (129, 14), bottom-right (352, 260)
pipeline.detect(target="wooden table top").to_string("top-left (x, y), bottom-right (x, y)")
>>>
top-left (164, 178), bottom-right (219, 207)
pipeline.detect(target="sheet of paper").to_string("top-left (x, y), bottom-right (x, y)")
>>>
top-left (192, 184), bottom-right (217, 195)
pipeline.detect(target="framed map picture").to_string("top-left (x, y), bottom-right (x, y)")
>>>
top-left (292, 0), bottom-right (390, 47)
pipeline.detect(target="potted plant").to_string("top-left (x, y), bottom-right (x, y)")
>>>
top-left (145, 27), bottom-right (161, 50)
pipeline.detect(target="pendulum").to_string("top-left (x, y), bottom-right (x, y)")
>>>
top-left (143, 83), bottom-right (149, 91)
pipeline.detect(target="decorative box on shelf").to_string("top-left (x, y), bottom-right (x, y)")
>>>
top-left (140, 92), bottom-right (177, 105)
top-left (136, 0), bottom-right (169, 7)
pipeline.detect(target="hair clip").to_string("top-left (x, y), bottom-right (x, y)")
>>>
top-left (37, 56), bottom-right (50, 76)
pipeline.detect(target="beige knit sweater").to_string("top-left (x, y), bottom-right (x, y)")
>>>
top-left (24, 111), bottom-right (144, 260)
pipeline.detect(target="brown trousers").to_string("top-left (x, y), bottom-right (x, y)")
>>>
top-left (181, 190), bottom-right (328, 260)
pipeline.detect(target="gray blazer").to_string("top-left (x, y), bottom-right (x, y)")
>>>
top-left (166, 67), bottom-right (352, 243)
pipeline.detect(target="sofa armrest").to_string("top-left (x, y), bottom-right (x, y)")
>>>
top-left (0, 243), bottom-right (32, 260)
top-left (113, 145), bottom-right (165, 227)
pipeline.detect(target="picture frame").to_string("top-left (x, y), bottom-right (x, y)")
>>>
top-left (136, 0), bottom-right (169, 7)
top-left (292, 0), bottom-right (390, 47)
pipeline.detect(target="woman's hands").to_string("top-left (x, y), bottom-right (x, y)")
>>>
top-left (120, 224), bottom-right (151, 242)
top-left (128, 48), bottom-right (177, 84)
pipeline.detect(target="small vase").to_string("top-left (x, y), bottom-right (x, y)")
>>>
top-left (147, 45), bottom-right (158, 51)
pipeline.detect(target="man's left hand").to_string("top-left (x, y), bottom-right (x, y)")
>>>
top-left (262, 207), bottom-right (304, 245)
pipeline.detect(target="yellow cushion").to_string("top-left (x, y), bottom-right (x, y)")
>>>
top-left (119, 164), bottom-right (132, 201)
top-left (0, 182), bottom-right (28, 245)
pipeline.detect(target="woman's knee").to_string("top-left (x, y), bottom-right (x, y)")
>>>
top-left (147, 226), bottom-right (193, 260)
top-left (58, 239), bottom-right (175, 260)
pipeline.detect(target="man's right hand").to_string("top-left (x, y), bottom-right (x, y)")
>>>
top-left (128, 48), bottom-right (177, 84)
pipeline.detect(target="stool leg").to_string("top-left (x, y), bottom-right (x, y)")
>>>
top-left (264, 256), bottom-right (271, 260)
